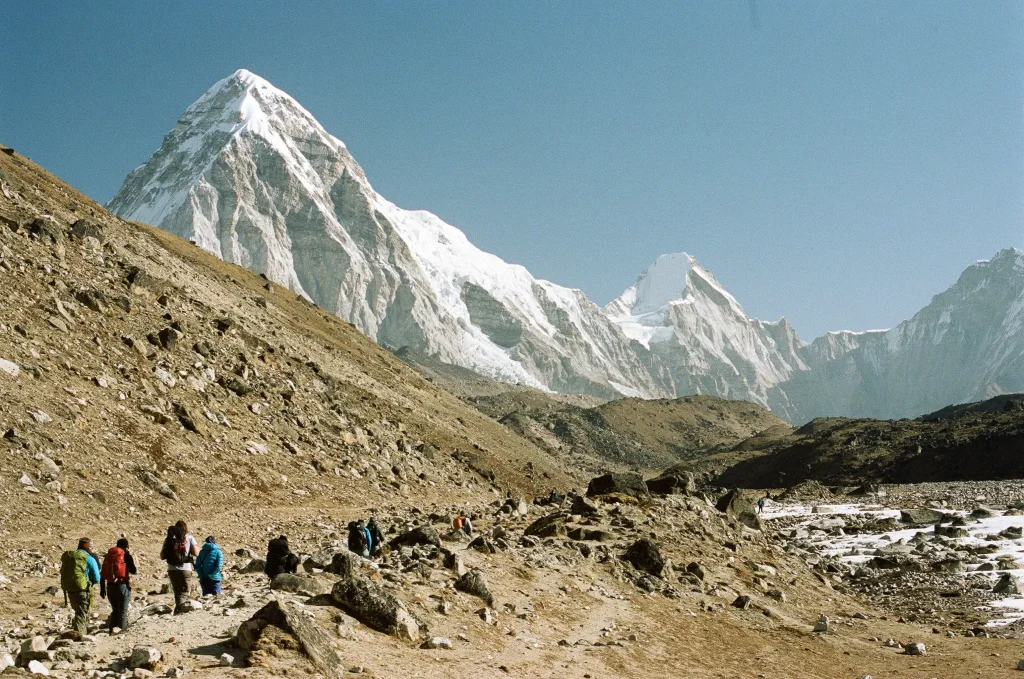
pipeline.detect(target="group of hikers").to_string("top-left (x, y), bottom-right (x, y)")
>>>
top-left (58, 520), bottom-right (224, 634)
top-left (57, 512), bottom-right (476, 635)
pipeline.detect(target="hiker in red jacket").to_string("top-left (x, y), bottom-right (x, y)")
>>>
top-left (100, 537), bottom-right (137, 631)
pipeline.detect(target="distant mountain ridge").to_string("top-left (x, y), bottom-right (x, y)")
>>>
top-left (110, 69), bottom-right (1024, 422)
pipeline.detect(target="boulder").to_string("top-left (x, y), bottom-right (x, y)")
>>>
top-left (304, 550), bottom-right (354, 578)
top-left (240, 558), bottom-right (266, 573)
top-left (569, 495), bottom-right (600, 517)
top-left (236, 600), bottom-right (343, 678)
top-left (900, 509), bottom-right (944, 526)
top-left (69, 219), bottom-right (104, 242)
top-left (26, 660), bottom-right (49, 676)
top-left (646, 471), bottom-right (696, 496)
top-left (904, 642), bottom-right (926, 656)
top-left (715, 489), bottom-right (763, 531)
top-left (622, 538), bottom-right (666, 578)
top-left (994, 574), bottom-right (1021, 595)
top-left (524, 512), bottom-right (569, 539)
top-left (586, 472), bottom-right (649, 499)
top-left (270, 573), bottom-right (329, 597)
top-left (389, 526), bottom-right (441, 550)
top-left (331, 577), bottom-right (422, 642)
top-left (454, 570), bottom-right (494, 606)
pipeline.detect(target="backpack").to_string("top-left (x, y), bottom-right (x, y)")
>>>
top-left (348, 524), bottom-right (367, 553)
top-left (60, 550), bottom-right (89, 593)
top-left (453, 516), bottom-right (463, 531)
top-left (162, 526), bottom-right (189, 567)
top-left (100, 547), bottom-right (127, 583)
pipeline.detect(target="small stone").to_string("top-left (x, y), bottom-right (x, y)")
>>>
top-left (129, 646), bottom-right (162, 669)
top-left (218, 653), bottom-right (233, 666)
top-left (812, 614), bottom-right (830, 633)
top-left (0, 357), bottom-right (19, 378)
top-left (904, 642), bottom-right (926, 656)
top-left (421, 637), bottom-right (453, 650)
top-left (26, 659), bottom-right (49, 675)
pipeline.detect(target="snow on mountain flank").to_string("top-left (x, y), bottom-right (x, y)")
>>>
top-left (109, 70), bottom-right (1024, 421)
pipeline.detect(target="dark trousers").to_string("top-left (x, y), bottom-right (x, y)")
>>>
top-left (199, 578), bottom-right (221, 596)
top-left (168, 570), bottom-right (192, 613)
top-left (68, 589), bottom-right (91, 634)
top-left (107, 582), bottom-right (130, 630)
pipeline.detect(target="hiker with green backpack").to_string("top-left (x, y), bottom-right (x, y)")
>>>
top-left (59, 538), bottom-right (100, 635)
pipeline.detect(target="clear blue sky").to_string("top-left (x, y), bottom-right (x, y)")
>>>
top-left (3, 2), bottom-right (1022, 340)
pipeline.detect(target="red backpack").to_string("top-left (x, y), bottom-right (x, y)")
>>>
top-left (101, 547), bottom-right (127, 583)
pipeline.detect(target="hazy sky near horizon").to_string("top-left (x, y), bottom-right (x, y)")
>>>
top-left (3, 2), bottom-right (1022, 340)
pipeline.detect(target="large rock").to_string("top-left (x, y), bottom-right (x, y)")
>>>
top-left (586, 472), bottom-right (649, 499)
top-left (304, 550), bottom-right (354, 578)
top-left (270, 573), bottom-right (328, 597)
top-left (330, 577), bottom-right (422, 642)
top-left (388, 525), bottom-right (441, 550)
top-left (900, 508), bottom-right (944, 526)
top-left (993, 574), bottom-right (1021, 595)
top-left (622, 538), bottom-right (666, 578)
top-left (454, 570), bottom-right (494, 606)
top-left (646, 471), bottom-right (696, 496)
top-left (715, 489), bottom-right (762, 531)
top-left (523, 512), bottom-right (569, 539)
top-left (236, 600), bottom-right (343, 678)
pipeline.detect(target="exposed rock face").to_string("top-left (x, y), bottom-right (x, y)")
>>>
top-left (716, 489), bottom-right (762, 531)
top-left (586, 472), bottom-right (649, 499)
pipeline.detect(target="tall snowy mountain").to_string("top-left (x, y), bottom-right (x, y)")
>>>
top-left (109, 69), bottom-right (670, 399)
top-left (110, 70), bottom-right (1024, 421)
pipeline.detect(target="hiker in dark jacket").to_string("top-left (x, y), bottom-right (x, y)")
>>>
top-left (264, 535), bottom-right (299, 579)
top-left (366, 518), bottom-right (384, 555)
top-left (195, 536), bottom-right (224, 596)
top-left (101, 537), bottom-right (137, 631)
top-left (161, 520), bottom-right (199, 614)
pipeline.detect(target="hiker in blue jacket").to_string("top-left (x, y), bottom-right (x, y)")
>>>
top-left (361, 521), bottom-right (373, 555)
top-left (194, 536), bottom-right (224, 596)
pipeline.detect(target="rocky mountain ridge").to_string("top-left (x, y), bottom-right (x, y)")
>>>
top-left (109, 69), bottom-right (1024, 422)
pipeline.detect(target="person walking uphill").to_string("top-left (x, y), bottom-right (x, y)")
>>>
top-left (161, 520), bottom-right (199, 614)
top-left (101, 538), bottom-right (136, 632)
top-left (60, 538), bottom-right (100, 635)
top-left (195, 536), bottom-right (224, 596)
top-left (367, 517), bottom-right (384, 556)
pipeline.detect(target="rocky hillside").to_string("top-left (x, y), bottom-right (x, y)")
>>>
top-left (468, 391), bottom-right (789, 474)
top-left (712, 395), bottom-right (1024, 488)
top-left (0, 140), bottom-right (578, 546)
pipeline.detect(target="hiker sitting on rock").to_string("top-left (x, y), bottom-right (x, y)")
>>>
top-left (347, 521), bottom-right (369, 558)
top-left (367, 517), bottom-right (384, 556)
top-left (60, 537), bottom-right (100, 635)
top-left (195, 536), bottom-right (224, 596)
top-left (100, 537), bottom-right (136, 632)
top-left (265, 535), bottom-right (300, 579)
top-left (161, 520), bottom-right (200, 614)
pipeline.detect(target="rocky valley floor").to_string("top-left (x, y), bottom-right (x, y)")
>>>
top-left (2, 144), bottom-right (1024, 678)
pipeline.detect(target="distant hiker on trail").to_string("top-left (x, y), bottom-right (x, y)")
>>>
top-left (757, 497), bottom-right (767, 514)
top-left (265, 535), bottom-right (299, 579)
top-left (361, 520), bottom-right (373, 554)
top-left (60, 537), bottom-right (100, 635)
top-left (100, 537), bottom-right (137, 632)
top-left (453, 514), bottom-right (473, 536)
top-left (161, 520), bottom-right (199, 614)
top-left (347, 521), bottom-right (369, 558)
top-left (367, 517), bottom-right (384, 556)
top-left (195, 536), bottom-right (224, 596)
